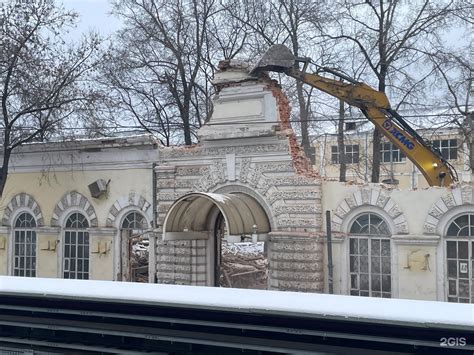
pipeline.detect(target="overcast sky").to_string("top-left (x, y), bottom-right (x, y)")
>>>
top-left (60, 0), bottom-right (121, 39)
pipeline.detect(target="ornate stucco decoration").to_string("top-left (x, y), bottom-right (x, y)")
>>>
top-left (423, 185), bottom-right (474, 234)
top-left (106, 192), bottom-right (152, 228)
top-left (51, 191), bottom-right (97, 227)
top-left (332, 187), bottom-right (408, 235)
top-left (2, 192), bottom-right (44, 226)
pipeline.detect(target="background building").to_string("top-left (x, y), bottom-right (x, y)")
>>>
top-left (314, 121), bottom-right (472, 188)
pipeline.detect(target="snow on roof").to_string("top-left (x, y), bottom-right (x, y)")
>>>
top-left (22, 133), bottom-right (155, 146)
top-left (1, 276), bottom-right (472, 329)
top-left (15, 134), bottom-right (159, 153)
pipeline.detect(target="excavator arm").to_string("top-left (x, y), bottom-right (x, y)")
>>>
top-left (251, 45), bottom-right (456, 187)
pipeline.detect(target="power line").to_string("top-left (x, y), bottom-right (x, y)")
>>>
top-left (0, 113), bottom-right (465, 131)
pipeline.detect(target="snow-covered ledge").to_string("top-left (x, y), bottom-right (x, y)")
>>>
top-left (391, 234), bottom-right (440, 245)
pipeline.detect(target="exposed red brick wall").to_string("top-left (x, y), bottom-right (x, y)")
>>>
top-left (212, 63), bottom-right (318, 178)
top-left (261, 76), bottom-right (318, 178)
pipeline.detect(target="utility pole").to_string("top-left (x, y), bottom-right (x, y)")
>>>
top-left (337, 93), bottom-right (346, 182)
top-left (326, 210), bottom-right (334, 294)
top-left (390, 142), bottom-right (394, 183)
top-left (470, 112), bottom-right (473, 172)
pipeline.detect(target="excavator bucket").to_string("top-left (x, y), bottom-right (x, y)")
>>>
top-left (250, 44), bottom-right (296, 75)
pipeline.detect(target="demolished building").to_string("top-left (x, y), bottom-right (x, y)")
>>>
top-left (0, 60), bottom-right (472, 303)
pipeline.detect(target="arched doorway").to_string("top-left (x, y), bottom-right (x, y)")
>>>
top-left (120, 211), bottom-right (149, 282)
top-left (163, 192), bottom-right (271, 288)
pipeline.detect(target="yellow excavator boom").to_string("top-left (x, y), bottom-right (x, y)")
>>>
top-left (251, 45), bottom-right (456, 187)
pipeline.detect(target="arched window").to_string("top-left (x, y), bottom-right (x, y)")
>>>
top-left (121, 211), bottom-right (147, 231)
top-left (350, 213), bottom-right (391, 235)
top-left (64, 212), bottom-right (89, 280)
top-left (13, 212), bottom-right (36, 277)
top-left (446, 213), bottom-right (473, 303)
top-left (349, 213), bottom-right (391, 298)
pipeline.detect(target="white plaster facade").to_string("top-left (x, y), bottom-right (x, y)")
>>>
top-left (0, 135), bottom-right (158, 281)
top-left (323, 182), bottom-right (474, 301)
top-left (151, 62), bottom-right (474, 303)
top-left (1, 60), bottom-right (473, 305)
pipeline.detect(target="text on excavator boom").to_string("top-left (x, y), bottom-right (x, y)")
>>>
top-left (251, 45), bottom-right (457, 187)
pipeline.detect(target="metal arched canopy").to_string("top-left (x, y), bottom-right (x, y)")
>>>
top-left (163, 192), bottom-right (270, 240)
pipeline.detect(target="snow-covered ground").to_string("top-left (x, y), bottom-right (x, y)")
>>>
top-left (222, 242), bottom-right (264, 256)
top-left (0, 276), bottom-right (472, 329)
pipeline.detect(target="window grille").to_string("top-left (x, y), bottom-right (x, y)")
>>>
top-left (381, 142), bottom-right (406, 163)
top-left (64, 213), bottom-right (89, 280)
top-left (433, 139), bottom-right (458, 160)
top-left (349, 213), bottom-right (391, 298)
top-left (331, 144), bottom-right (360, 164)
top-left (121, 211), bottom-right (147, 231)
top-left (446, 214), bottom-right (473, 303)
top-left (13, 212), bottom-right (36, 277)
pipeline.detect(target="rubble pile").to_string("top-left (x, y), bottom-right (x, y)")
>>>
top-left (219, 242), bottom-right (268, 289)
top-left (131, 239), bottom-right (149, 283)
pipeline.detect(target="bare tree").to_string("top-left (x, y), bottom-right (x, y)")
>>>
top-left (198, 1), bottom-right (252, 125)
top-left (224, 0), bottom-right (330, 164)
top-left (337, 97), bottom-right (347, 181)
top-left (428, 47), bottom-right (473, 172)
top-left (326, 0), bottom-right (466, 183)
top-left (0, 0), bottom-right (103, 197)
top-left (105, 0), bottom-right (227, 146)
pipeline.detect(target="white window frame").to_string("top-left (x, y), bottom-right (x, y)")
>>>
top-left (435, 205), bottom-right (474, 302)
top-left (12, 212), bottom-right (37, 277)
top-left (121, 211), bottom-right (147, 234)
top-left (331, 144), bottom-right (360, 164)
top-left (63, 212), bottom-right (90, 280)
top-left (380, 142), bottom-right (406, 163)
top-left (433, 139), bottom-right (458, 160)
top-left (341, 206), bottom-right (397, 297)
top-left (444, 213), bottom-right (473, 303)
top-left (348, 213), bottom-right (392, 298)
